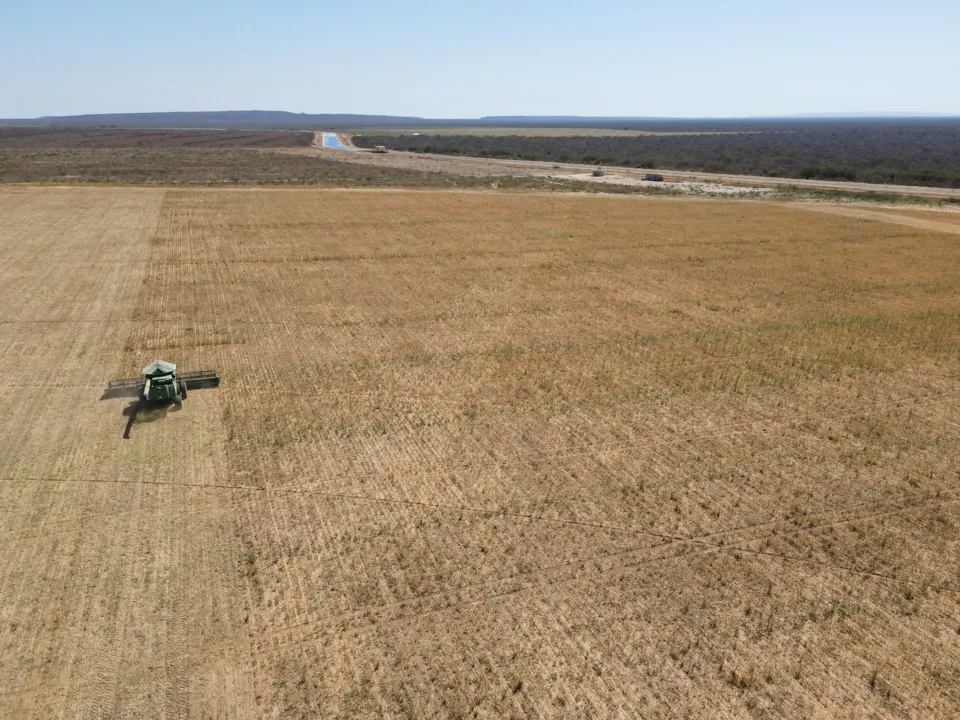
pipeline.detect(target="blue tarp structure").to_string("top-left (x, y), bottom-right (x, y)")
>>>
top-left (321, 132), bottom-right (355, 150)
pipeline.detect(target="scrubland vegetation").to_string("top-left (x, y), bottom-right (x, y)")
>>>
top-left (355, 119), bottom-right (960, 188)
top-left (0, 147), bottom-right (552, 187)
top-left (0, 127), bottom-right (314, 148)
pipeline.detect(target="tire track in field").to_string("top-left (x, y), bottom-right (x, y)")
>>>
top-left (10, 474), bottom-right (953, 552)
top-left (260, 541), bottom-right (937, 660)
top-left (244, 309), bottom-right (959, 379)
top-left (10, 354), bottom-right (955, 543)
top-left (12, 277), bottom-right (948, 331)
top-left (0, 364), bottom-right (955, 404)
top-left (189, 345), bottom-right (960, 456)
top-left (0, 487), bottom-right (238, 545)
top-left (129, 237), bottom-right (932, 279)
top-left (235, 491), bottom-right (959, 652)
top-left (241, 394), bottom-right (957, 530)
top-left (254, 490), bottom-right (947, 656)
top-left (7, 394), bottom-right (953, 543)
top-left (794, 203), bottom-right (960, 236)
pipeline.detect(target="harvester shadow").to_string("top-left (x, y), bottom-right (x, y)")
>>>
top-left (121, 400), bottom-right (181, 439)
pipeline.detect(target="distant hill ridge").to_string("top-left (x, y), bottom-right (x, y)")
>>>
top-left (0, 110), bottom-right (957, 130)
top-left (0, 111), bottom-right (429, 129)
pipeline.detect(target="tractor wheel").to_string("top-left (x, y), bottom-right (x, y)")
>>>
top-left (172, 396), bottom-right (183, 408)
top-left (180, 382), bottom-right (188, 400)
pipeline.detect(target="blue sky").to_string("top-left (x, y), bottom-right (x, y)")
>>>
top-left (1, 0), bottom-right (958, 118)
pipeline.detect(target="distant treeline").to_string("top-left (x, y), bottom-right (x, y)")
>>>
top-left (0, 128), bottom-right (313, 149)
top-left (354, 122), bottom-right (960, 188)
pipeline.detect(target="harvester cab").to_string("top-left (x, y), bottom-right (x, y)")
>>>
top-left (142, 360), bottom-right (186, 406)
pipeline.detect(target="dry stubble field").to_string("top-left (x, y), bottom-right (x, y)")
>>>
top-left (0, 187), bottom-right (958, 718)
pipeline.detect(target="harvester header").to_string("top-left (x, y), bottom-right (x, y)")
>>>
top-left (102, 360), bottom-right (220, 405)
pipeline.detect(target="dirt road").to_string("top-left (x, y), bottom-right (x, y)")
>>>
top-left (309, 140), bottom-right (960, 199)
top-left (796, 203), bottom-right (960, 235)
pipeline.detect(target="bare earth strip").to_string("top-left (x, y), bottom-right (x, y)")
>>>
top-left (1, 189), bottom-right (958, 717)
top-left (794, 203), bottom-right (960, 235)
top-left (868, 207), bottom-right (960, 226)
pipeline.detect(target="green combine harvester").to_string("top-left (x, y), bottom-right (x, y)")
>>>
top-left (103, 360), bottom-right (220, 406)
top-left (103, 360), bottom-right (220, 438)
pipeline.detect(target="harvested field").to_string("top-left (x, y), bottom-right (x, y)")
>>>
top-left (1, 188), bottom-right (959, 718)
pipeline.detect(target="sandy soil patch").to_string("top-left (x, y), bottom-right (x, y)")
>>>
top-left (551, 171), bottom-right (776, 195)
top-left (796, 203), bottom-right (960, 235)
top-left (870, 206), bottom-right (960, 223)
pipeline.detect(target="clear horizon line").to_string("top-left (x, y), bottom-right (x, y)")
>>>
top-left (3, 110), bottom-right (959, 121)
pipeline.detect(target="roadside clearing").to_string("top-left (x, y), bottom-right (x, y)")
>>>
top-left (314, 135), bottom-right (960, 201)
top-left (550, 171), bottom-right (775, 196)
top-left (793, 203), bottom-right (960, 235)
